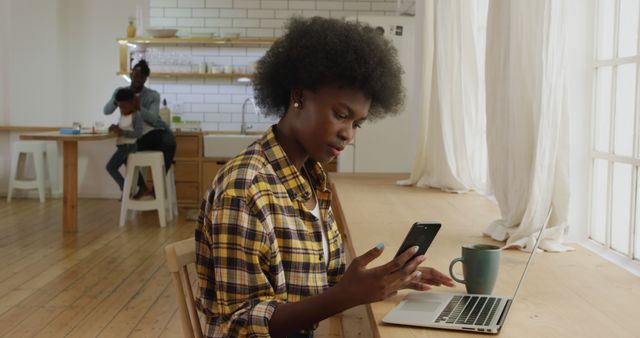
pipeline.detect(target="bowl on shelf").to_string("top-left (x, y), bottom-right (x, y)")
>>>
top-left (147, 28), bottom-right (178, 38)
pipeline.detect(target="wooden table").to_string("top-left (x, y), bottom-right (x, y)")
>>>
top-left (330, 174), bottom-right (640, 338)
top-left (20, 131), bottom-right (115, 232)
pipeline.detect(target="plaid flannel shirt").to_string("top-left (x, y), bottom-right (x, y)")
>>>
top-left (195, 126), bottom-right (346, 337)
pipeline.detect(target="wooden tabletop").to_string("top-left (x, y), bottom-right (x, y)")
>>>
top-left (19, 131), bottom-right (115, 141)
top-left (0, 125), bottom-right (62, 132)
top-left (330, 173), bottom-right (640, 338)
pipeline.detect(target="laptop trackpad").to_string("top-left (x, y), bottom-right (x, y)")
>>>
top-left (400, 300), bottom-right (440, 312)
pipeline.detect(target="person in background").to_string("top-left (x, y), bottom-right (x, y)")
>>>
top-left (104, 59), bottom-right (176, 198)
top-left (105, 88), bottom-right (143, 193)
top-left (195, 17), bottom-right (454, 338)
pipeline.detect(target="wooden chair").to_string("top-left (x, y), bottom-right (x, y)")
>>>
top-left (164, 237), bottom-right (203, 338)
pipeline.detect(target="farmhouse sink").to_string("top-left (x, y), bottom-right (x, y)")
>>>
top-left (203, 134), bottom-right (261, 158)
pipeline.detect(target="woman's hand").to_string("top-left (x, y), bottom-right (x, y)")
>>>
top-left (405, 266), bottom-right (455, 291)
top-left (335, 244), bottom-right (426, 307)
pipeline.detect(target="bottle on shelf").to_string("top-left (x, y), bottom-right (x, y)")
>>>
top-left (127, 17), bottom-right (137, 38)
top-left (159, 99), bottom-right (172, 126)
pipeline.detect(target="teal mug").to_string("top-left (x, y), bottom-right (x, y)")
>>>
top-left (449, 244), bottom-right (501, 295)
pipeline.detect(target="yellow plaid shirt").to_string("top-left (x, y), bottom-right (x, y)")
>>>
top-left (195, 126), bottom-right (346, 337)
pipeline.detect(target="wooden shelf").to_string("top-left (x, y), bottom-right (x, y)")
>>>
top-left (116, 71), bottom-right (254, 79)
top-left (117, 36), bottom-right (276, 46)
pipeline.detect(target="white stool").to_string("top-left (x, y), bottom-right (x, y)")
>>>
top-left (167, 166), bottom-right (179, 218)
top-left (120, 151), bottom-right (174, 227)
top-left (7, 141), bottom-right (50, 203)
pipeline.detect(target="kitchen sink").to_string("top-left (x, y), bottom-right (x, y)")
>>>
top-left (203, 134), bottom-right (261, 158)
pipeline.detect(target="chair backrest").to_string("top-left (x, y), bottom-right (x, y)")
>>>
top-left (164, 237), bottom-right (204, 338)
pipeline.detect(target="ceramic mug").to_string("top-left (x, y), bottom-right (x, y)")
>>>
top-left (449, 244), bottom-right (501, 295)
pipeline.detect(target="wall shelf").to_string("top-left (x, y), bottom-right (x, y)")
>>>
top-left (117, 37), bottom-right (276, 46)
top-left (116, 71), bottom-right (254, 80)
top-left (117, 36), bottom-right (274, 77)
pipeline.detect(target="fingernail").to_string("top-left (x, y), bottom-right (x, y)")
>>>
top-left (416, 271), bottom-right (422, 278)
top-left (412, 246), bottom-right (419, 253)
top-left (375, 242), bottom-right (384, 250)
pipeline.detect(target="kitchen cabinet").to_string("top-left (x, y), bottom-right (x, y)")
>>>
top-left (174, 132), bottom-right (337, 208)
top-left (116, 36), bottom-right (275, 80)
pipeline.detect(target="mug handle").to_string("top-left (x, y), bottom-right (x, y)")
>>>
top-left (449, 257), bottom-right (466, 284)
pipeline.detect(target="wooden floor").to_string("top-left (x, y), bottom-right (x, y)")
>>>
top-left (0, 198), bottom-right (372, 338)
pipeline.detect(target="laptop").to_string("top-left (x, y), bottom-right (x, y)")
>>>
top-left (382, 211), bottom-right (552, 334)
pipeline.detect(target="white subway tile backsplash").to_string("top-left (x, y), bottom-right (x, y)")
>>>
top-left (248, 9), bottom-right (275, 18)
top-left (149, 17), bottom-right (178, 27)
top-left (260, 18), bottom-right (286, 28)
top-left (260, 0), bottom-right (288, 9)
top-left (233, 0), bottom-right (261, 9)
top-left (218, 47), bottom-right (245, 56)
top-left (302, 10), bottom-right (330, 17)
top-left (317, 1), bottom-right (343, 10)
top-left (165, 84), bottom-right (193, 93)
top-left (232, 55), bottom-right (261, 65)
top-left (177, 94), bottom-right (205, 103)
top-left (182, 112), bottom-right (205, 120)
top-left (328, 10), bottom-right (357, 18)
top-left (192, 85), bottom-right (220, 94)
top-left (193, 8), bottom-right (220, 17)
top-left (219, 86), bottom-right (248, 94)
top-left (218, 122), bottom-right (242, 130)
top-left (151, 0), bottom-right (178, 7)
top-left (344, 1), bottom-right (370, 11)
top-left (246, 47), bottom-right (269, 56)
top-left (247, 28), bottom-right (274, 37)
top-left (220, 8), bottom-right (248, 18)
top-left (205, 17), bottom-right (233, 27)
top-left (275, 9), bottom-right (303, 19)
top-left (233, 18), bottom-right (261, 27)
top-left (371, 2), bottom-right (395, 11)
top-left (165, 8), bottom-right (193, 17)
top-left (289, 1), bottom-right (316, 10)
top-left (193, 103), bottom-right (221, 113)
top-left (206, 0), bottom-right (233, 8)
top-left (179, 0), bottom-right (205, 7)
top-left (204, 113), bottom-right (232, 122)
top-left (205, 56), bottom-right (233, 64)
top-left (150, 8), bottom-right (165, 17)
top-left (151, 0), bottom-right (396, 131)
top-left (219, 103), bottom-right (243, 113)
top-left (231, 94), bottom-right (252, 103)
top-left (205, 94), bottom-right (233, 103)
top-left (178, 17), bottom-right (206, 27)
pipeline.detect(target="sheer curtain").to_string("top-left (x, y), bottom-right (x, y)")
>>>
top-left (483, 0), bottom-right (573, 252)
top-left (397, 0), bottom-right (488, 193)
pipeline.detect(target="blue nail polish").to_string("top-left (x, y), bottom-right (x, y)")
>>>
top-left (375, 242), bottom-right (384, 250)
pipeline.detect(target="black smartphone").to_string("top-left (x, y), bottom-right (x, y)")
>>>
top-left (394, 222), bottom-right (441, 261)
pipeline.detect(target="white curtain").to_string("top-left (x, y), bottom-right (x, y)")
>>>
top-left (397, 0), bottom-right (488, 193)
top-left (483, 0), bottom-right (573, 252)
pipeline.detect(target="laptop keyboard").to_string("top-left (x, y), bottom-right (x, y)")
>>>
top-left (435, 295), bottom-right (501, 326)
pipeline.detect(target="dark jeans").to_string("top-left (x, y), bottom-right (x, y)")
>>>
top-left (135, 129), bottom-right (176, 191)
top-left (106, 143), bottom-right (137, 191)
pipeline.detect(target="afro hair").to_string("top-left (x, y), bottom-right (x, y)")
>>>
top-left (253, 16), bottom-right (405, 121)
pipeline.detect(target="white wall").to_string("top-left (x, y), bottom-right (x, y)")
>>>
top-left (566, 0), bottom-right (595, 242)
top-left (0, 0), bottom-right (10, 193)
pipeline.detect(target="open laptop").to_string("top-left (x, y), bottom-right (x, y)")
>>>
top-left (382, 211), bottom-right (552, 334)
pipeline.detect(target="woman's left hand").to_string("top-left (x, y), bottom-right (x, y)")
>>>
top-left (405, 267), bottom-right (455, 291)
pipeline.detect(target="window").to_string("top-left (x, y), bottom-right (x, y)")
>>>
top-left (590, 0), bottom-right (640, 260)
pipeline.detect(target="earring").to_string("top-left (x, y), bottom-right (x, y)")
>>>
top-left (294, 102), bottom-right (300, 108)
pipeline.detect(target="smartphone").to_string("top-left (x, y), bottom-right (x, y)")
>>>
top-left (394, 222), bottom-right (441, 261)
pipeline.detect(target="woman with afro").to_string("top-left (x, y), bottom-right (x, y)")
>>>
top-left (195, 16), bottom-right (454, 338)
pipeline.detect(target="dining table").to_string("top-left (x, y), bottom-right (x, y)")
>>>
top-left (20, 131), bottom-right (115, 232)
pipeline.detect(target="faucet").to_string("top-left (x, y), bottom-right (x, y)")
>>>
top-left (241, 97), bottom-right (259, 134)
